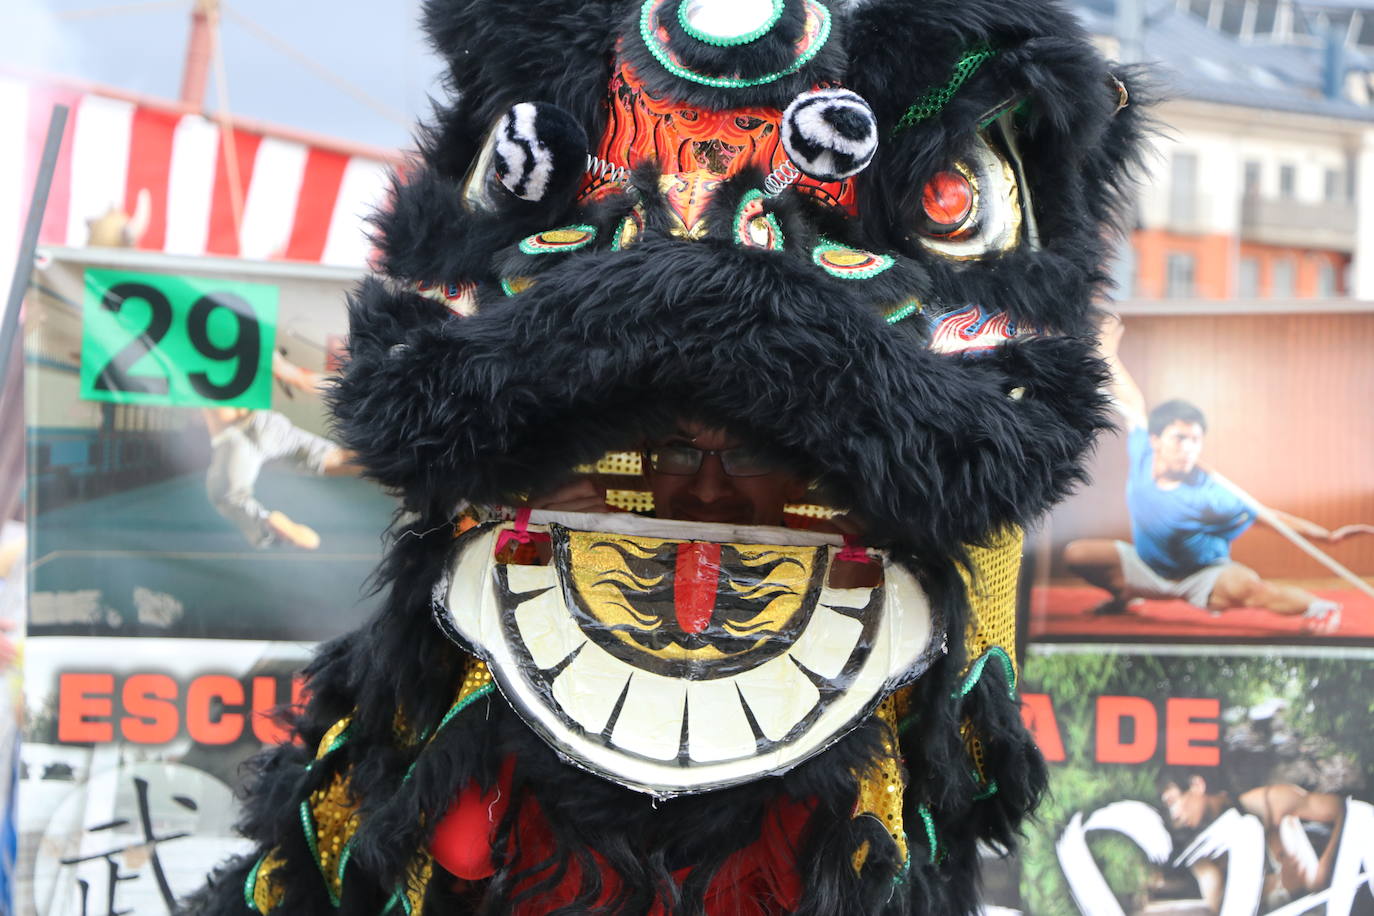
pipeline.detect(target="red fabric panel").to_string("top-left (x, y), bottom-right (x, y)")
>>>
top-left (124, 106), bottom-right (179, 251)
top-left (283, 147), bottom-right (348, 262)
top-left (205, 127), bottom-right (262, 256)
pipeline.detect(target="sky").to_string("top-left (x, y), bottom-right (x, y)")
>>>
top-left (0, 0), bottom-right (446, 151)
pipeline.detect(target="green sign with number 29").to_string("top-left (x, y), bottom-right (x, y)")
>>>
top-left (80, 269), bottom-right (279, 409)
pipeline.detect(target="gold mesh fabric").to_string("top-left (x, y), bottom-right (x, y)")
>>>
top-left (958, 527), bottom-right (1023, 674)
top-left (606, 489), bottom-right (655, 513)
top-left (956, 528), bottom-right (1024, 787)
top-left (850, 694), bottom-right (908, 873)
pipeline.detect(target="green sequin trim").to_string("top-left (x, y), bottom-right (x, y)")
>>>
top-left (244, 854), bottom-right (266, 912)
top-left (956, 646), bottom-right (1018, 699)
top-left (893, 45), bottom-right (998, 135)
top-left (885, 300), bottom-right (922, 325)
top-left (677, 0), bottom-right (785, 46)
top-left (299, 799), bottom-right (342, 907)
top-left (322, 724), bottom-right (351, 758)
top-left (812, 238), bottom-right (895, 279)
top-left (917, 804), bottom-right (939, 864)
top-left (733, 189), bottom-right (785, 250)
top-left (640, 0), bottom-right (832, 89)
top-left (518, 224), bottom-right (597, 255)
top-left (381, 891), bottom-right (408, 915)
top-left (973, 780), bottom-right (1000, 802)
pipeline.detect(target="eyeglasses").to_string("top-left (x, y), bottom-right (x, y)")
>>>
top-left (644, 443), bottom-right (777, 478)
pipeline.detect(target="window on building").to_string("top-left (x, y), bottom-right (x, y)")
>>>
top-left (1279, 163), bottom-right (1297, 198)
top-left (1316, 260), bottom-right (1338, 297)
top-left (1188, 0), bottom-right (1213, 21)
top-left (1239, 256), bottom-right (1261, 298)
top-left (1324, 168), bottom-right (1343, 201)
top-left (1271, 256), bottom-right (1295, 297)
top-left (1166, 253), bottom-right (1198, 298)
top-left (1254, 0), bottom-right (1279, 36)
top-left (1220, 0), bottom-right (1247, 34)
top-left (1170, 152), bottom-right (1199, 227)
top-left (1244, 160), bottom-right (1262, 195)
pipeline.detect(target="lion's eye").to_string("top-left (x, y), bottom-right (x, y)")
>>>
top-left (919, 170), bottom-right (975, 239)
top-left (914, 129), bottom-right (1026, 260)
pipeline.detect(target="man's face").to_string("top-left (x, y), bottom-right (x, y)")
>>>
top-left (1151, 420), bottom-right (1204, 478)
top-left (1160, 776), bottom-right (1208, 829)
top-left (646, 422), bottom-right (806, 527)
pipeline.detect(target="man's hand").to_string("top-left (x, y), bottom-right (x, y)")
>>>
top-left (526, 479), bottom-right (611, 513)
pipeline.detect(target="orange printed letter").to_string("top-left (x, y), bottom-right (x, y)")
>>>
top-left (186, 675), bottom-right (245, 745)
top-left (1166, 698), bottom-right (1220, 766)
top-left (58, 673), bottom-right (114, 743)
top-left (1021, 693), bottom-right (1066, 763)
top-left (121, 674), bottom-right (179, 744)
top-left (1096, 695), bottom-right (1158, 764)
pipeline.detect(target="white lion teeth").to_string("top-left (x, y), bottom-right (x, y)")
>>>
top-left (734, 654), bottom-right (821, 742)
top-left (610, 672), bottom-right (688, 762)
top-left (788, 604), bottom-right (864, 680)
top-left (551, 640), bottom-right (631, 734)
top-left (686, 678), bottom-right (758, 763)
top-left (513, 582), bottom-right (584, 670)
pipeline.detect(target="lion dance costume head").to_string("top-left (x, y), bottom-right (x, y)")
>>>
top-left (188, 1), bottom-right (1148, 913)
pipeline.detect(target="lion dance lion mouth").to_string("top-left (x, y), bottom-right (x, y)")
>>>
top-left (443, 513), bottom-right (941, 796)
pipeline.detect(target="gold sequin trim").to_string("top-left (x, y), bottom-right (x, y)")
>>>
top-left (307, 772), bottom-right (360, 904)
top-left (248, 851), bottom-right (285, 913)
top-left (850, 694), bottom-right (908, 873)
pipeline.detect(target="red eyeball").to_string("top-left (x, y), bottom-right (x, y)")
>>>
top-left (920, 170), bottom-right (975, 235)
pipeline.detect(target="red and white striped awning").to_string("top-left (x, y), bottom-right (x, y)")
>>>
top-left (1, 73), bottom-right (400, 285)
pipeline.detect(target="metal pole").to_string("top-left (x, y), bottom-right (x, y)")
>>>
top-left (0, 104), bottom-right (69, 390)
top-left (179, 0), bottom-right (221, 111)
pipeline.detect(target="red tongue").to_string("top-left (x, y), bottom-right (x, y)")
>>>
top-left (674, 542), bottom-right (722, 634)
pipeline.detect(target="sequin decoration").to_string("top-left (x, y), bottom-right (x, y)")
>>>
top-left (245, 851), bottom-right (285, 913)
top-left (383, 854), bottom-right (435, 915)
top-left (501, 276), bottom-right (535, 297)
top-left (850, 694), bottom-right (909, 874)
top-left (813, 239), bottom-right (895, 279)
top-left (301, 768), bottom-right (362, 907)
top-left (884, 300), bottom-right (923, 325)
top-left (518, 225), bottom-right (597, 255)
top-left (612, 209), bottom-right (644, 251)
top-left (734, 189), bottom-right (785, 250)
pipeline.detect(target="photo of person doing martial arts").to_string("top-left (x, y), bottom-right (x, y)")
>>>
top-left (1045, 315), bottom-right (1374, 640)
top-left (204, 350), bottom-right (359, 550)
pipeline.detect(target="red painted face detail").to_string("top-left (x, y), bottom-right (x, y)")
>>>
top-left (674, 542), bottom-right (723, 635)
top-left (921, 171), bottom-right (975, 234)
top-left (583, 61), bottom-right (857, 213)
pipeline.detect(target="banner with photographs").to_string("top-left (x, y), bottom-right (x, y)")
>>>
top-left (1000, 648), bottom-right (1374, 916)
top-left (17, 637), bottom-right (310, 915)
top-left (20, 248), bottom-right (392, 914)
top-left (25, 248), bottom-right (394, 641)
top-left (1027, 307), bottom-right (1374, 646)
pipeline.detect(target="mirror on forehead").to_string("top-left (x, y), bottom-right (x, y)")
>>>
top-left (681, 0), bottom-right (784, 42)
